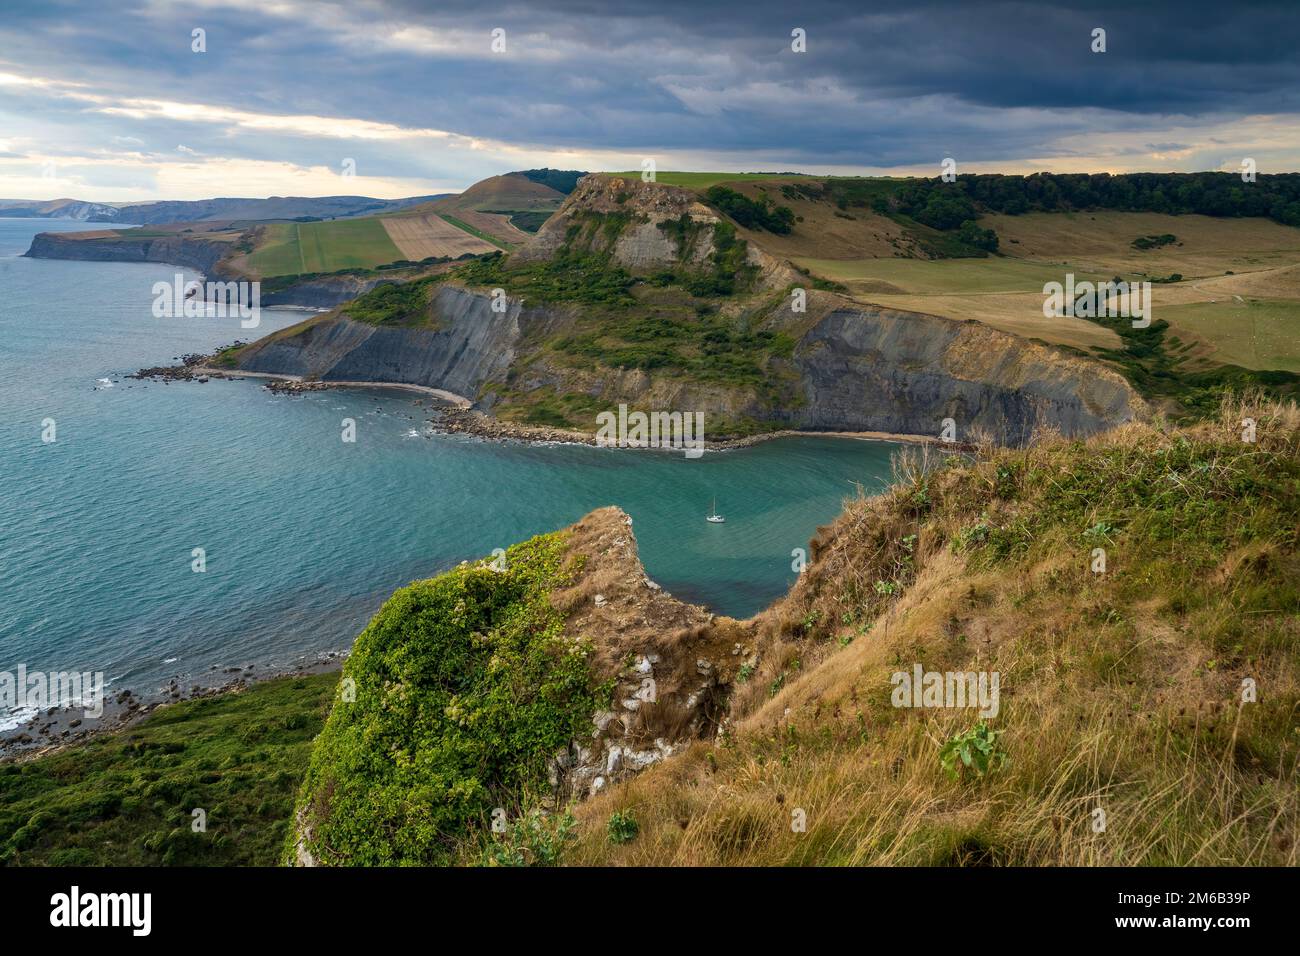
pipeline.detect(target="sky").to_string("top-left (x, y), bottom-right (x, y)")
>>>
top-left (0, 0), bottom-right (1297, 202)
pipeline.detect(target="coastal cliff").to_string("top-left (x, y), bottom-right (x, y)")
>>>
top-left (235, 280), bottom-right (1144, 442)
top-left (26, 231), bottom-right (232, 275)
top-left (238, 284), bottom-right (543, 398)
top-left (24, 232), bottom-right (389, 309)
top-left (223, 172), bottom-right (1147, 441)
top-left (791, 304), bottom-right (1139, 443)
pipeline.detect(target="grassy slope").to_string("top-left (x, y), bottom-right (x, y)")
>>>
top-left (0, 673), bottom-right (338, 866)
top-left (1158, 299), bottom-right (1300, 372)
top-left (241, 218), bottom-right (412, 277)
top-left (242, 222), bottom-right (303, 276)
top-left (297, 218), bottom-right (404, 271)
top-left (565, 396), bottom-right (1300, 865)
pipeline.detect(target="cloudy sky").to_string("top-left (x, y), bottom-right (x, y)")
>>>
top-left (1, 0), bottom-right (1297, 201)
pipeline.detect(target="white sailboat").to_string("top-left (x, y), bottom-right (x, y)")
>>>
top-left (706, 496), bottom-right (725, 523)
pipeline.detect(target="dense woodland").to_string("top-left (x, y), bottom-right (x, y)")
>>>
top-left (884, 171), bottom-right (1300, 229)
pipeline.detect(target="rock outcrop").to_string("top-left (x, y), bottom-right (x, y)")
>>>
top-left (514, 174), bottom-right (719, 267)
top-left (546, 508), bottom-right (745, 800)
top-left (514, 174), bottom-right (798, 285)
top-left (290, 506), bottom-right (748, 865)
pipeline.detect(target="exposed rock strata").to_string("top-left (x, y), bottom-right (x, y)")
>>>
top-left (235, 284), bottom-right (1144, 442)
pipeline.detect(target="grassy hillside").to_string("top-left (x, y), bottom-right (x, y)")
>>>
top-left (0, 673), bottom-right (337, 866)
top-left (564, 396), bottom-right (1300, 865)
top-left (1159, 299), bottom-right (1300, 371)
top-left (437, 212), bottom-right (514, 250)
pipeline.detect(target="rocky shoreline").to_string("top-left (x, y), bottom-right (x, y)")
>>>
top-left (0, 653), bottom-right (346, 762)
top-left (133, 355), bottom-right (948, 451)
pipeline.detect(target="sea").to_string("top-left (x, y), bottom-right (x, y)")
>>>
top-left (0, 217), bottom-right (902, 726)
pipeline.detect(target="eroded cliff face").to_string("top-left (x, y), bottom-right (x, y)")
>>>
top-left (238, 281), bottom-right (1143, 439)
top-left (542, 507), bottom-right (745, 801)
top-left (238, 284), bottom-right (550, 399)
top-left (791, 303), bottom-right (1142, 442)
top-left (26, 232), bottom-right (231, 275)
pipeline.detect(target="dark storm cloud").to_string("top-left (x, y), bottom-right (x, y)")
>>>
top-left (0, 0), bottom-right (1296, 192)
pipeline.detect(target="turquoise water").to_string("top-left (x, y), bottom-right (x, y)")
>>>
top-left (0, 218), bottom-right (901, 709)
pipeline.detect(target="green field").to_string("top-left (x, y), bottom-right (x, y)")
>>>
top-left (794, 256), bottom-right (1110, 294)
top-left (242, 223), bottom-right (303, 276)
top-left (1162, 298), bottom-right (1300, 372)
top-left (243, 218), bottom-right (404, 276)
top-left (0, 672), bottom-right (338, 866)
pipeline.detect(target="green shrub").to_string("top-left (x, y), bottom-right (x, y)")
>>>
top-left (292, 531), bottom-right (606, 865)
top-left (938, 723), bottom-right (1007, 780)
top-left (703, 186), bottom-right (795, 234)
top-left (343, 275), bottom-right (442, 326)
top-left (607, 810), bottom-right (640, 845)
top-left (480, 810), bottom-right (576, 866)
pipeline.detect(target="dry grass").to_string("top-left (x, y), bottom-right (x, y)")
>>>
top-left (985, 211), bottom-right (1300, 279)
top-left (563, 395), bottom-right (1300, 865)
top-left (788, 211), bottom-right (1300, 357)
top-left (380, 213), bottom-right (498, 259)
